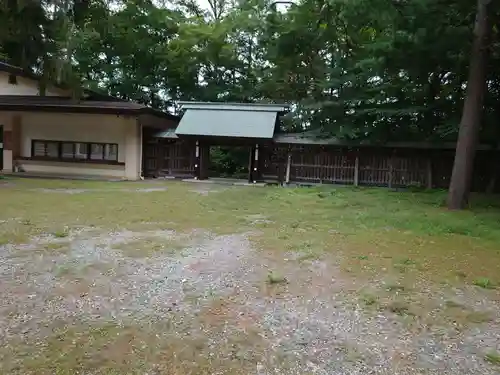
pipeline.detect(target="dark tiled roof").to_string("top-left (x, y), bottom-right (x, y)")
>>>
top-left (0, 61), bottom-right (35, 79)
top-left (273, 131), bottom-right (497, 150)
top-left (0, 95), bottom-right (178, 120)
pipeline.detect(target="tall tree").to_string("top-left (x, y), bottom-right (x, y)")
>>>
top-left (447, 0), bottom-right (493, 209)
top-left (2, 0), bottom-right (500, 178)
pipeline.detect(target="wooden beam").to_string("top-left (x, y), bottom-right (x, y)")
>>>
top-left (247, 146), bottom-right (253, 183)
top-left (285, 152), bottom-right (291, 184)
top-left (199, 144), bottom-right (210, 180)
top-left (388, 155), bottom-right (394, 188)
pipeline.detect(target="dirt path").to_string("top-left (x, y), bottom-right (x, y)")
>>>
top-left (0, 227), bottom-right (499, 374)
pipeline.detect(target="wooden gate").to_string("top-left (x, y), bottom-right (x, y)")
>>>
top-left (143, 139), bottom-right (195, 178)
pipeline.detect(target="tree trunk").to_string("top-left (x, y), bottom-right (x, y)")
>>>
top-left (447, 0), bottom-right (492, 209)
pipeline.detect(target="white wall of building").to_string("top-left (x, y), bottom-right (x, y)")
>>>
top-left (0, 113), bottom-right (12, 172)
top-left (20, 112), bottom-right (129, 161)
top-left (1, 111), bottom-right (141, 180)
top-left (0, 71), bottom-right (70, 96)
top-left (0, 68), bottom-right (149, 180)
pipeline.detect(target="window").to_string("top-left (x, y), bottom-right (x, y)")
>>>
top-left (75, 143), bottom-right (88, 159)
top-left (33, 140), bottom-right (59, 157)
top-left (104, 144), bottom-right (118, 161)
top-left (33, 141), bottom-right (46, 157)
top-left (31, 140), bottom-right (119, 163)
top-left (8, 74), bottom-right (17, 85)
top-left (46, 142), bottom-right (59, 158)
top-left (89, 143), bottom-right (118, 161)
top-left (90, 143), bottom-right (104, 160)
top-left (61, 142), bottom-right (74, 158)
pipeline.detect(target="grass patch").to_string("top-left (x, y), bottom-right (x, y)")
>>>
top-left (3, 179), bottom-right (500, 286)
top-left (398, 258), bottom-right (416, 266)
top-left (392, 258), bottom-right (419, 273)
top-left (472, 277), bottom-right (496, 289)
top-left (41, 242), bottom-right (69, 254)
top-left (54, 262), bottom-right (114, 280)
top-left (266, 271), bottom-right (287, 285)
top-left (2, 178), bottom-right (500, 373)
top-left (51, 229), bottom-right (69, 238)
top-left (296, 251), bottom-right (319, 261)
top-left (466, 311), bottom-right (493, 324)
top-left (385, 283), bottom-right (407, 293)
top-left (384, 300), bottom-right (414, 316)
top-left (444, 299), bottom-right (465, 309)
top-left (54, 264), bottom-right (73, 277)
top-left (21, 219), bottom-right (33, 226)
top-left (441, 302), bottom-right (493, 327)
top-left (360, 293), bottom-right (379, 307)
top-left (112, 237), bottom-right (186, 258)
top-left (288, 240), bottom-right (323, 261)
top-left (485, 351), bottom-right (500, 366)
top-left (0, 321), bottom-right (264, 375)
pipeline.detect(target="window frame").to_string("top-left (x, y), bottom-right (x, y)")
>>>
top-left (8, 74), bottom-right (17, 85)
top-left (29, 140), bottom-right (122, 165)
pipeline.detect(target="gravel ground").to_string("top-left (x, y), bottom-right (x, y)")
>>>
top-left (0, 227), bottom-right (499, 374)
top-left (34, 187), bottom-right (170, 193)
top-left (189, 184), bottom-right (229, 195)
top-left (34, 184), bottom-right (226, 195)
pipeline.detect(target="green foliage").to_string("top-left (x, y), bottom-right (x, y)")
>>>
top-left (485, 351), bottom-right (500, 366)
top-left (209, 146), bottom-right (249, 177)
top-left (267, 271), bottom-right (287, 285)
top-left (1, 0), bottom-right (500, 145)
top-left (472, 277), bottom-right (496, 289)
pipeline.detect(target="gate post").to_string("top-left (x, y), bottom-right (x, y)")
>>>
top-left (248, 144), bottom-right (259, 183)
top-left (198, 143), bottom-right (210, 180)
top-left (194, 140), bottom-right (200, 179)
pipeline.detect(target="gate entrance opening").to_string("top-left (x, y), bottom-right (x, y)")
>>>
top-left (208, 145), bottom-right (250, 179)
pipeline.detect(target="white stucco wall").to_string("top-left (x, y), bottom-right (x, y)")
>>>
top-left (18, 160), bottom-right (126, 178)
top-left (0, 71), bottom-right (70, 96)
top-left (4, 112), bottom-right (142, 180)
top-left (1, 115), bottom-right (12, 172)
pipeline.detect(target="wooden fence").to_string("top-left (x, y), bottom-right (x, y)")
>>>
top-left (260, 145), bottom-right (498, 192)
top-left (143, 136), bottom-right (499, 192)
top-left (143, 138), bottom-right (195, 178)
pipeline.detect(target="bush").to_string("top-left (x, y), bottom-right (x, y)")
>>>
top-left (209, 146), bottom-right (249, 177)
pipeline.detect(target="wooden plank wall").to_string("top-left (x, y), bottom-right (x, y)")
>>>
top-left (261, 145), bottom-right (499, 191)
top-left (143, 139), bottom-right (195, 178)
top-left (140, 138), bottom-right (499, 192)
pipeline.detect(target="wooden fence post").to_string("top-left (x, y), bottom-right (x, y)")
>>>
top-left (354, 154), bottom-right (359, 186)
top-left (388, 154), bottom-right (394, 188)
top-left (426, 157), bottom-right (433, 189)
top-left (285, 152), bottom-right (291, 184)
